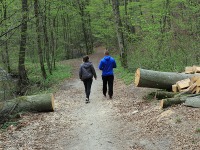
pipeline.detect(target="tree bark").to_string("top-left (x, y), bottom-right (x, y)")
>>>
top-left (111, 0), bottom-right (128, 68)
top-left (34, 0), bottom-right (47, 79)
top-left (2, 1), bottom-right (11, 73)
top-left (61, 13), bottom-right (69, 59)
top-left (184, 96), bottom-right (200, 108)
top-left (155, 91), bottom-right (177, 100)
top-left (43, 0), bottom-right (52, 75)
top-left (160, 94), bottom-right (200, 108)
top-left (18, 0), bottom-right (29, 95)
top-left (0, 93), bottom-right (55, 119)
top-left (77, 0), bottom-right (90, 55)
top-left (52, 18), bottom-right (56, 69)
top-left (135, 68), bottom-right (200, 91)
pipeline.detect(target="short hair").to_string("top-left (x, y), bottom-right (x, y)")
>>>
top-left (104, 50), bottom-right (109, 55)
top-left (83, 55), bottom-right (89, 62)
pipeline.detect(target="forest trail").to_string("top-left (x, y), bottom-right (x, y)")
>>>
top-left (54, 47), bottom-right (127, 149)
top-left (1, 47), bottom-right (200, 150)
top-left (1, 47), bottom-right (133, 150)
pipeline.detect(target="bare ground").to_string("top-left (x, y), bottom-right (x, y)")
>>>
top-left (0, 47), bottom-right (200, 150)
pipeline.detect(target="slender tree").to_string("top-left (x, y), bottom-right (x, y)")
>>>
top-left (18, 0), bottom-right (29, 95)
top-left (43, 0), bottom-right (52, 74)
top-left (1, 0), bottom-right (11, 73)
top-left (76, 0), bottom-right (93, 55)
top-left (111, 0), bottom-right (127, 68)
top-left (34, 0), bottom-right (47, 79)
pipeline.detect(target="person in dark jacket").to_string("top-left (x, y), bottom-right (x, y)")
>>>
top-left (79, 55), bottom-right (97, 103)
top-left (98, 50), bottom-right (116, 99)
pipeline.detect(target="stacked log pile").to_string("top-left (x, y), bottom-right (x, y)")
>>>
top-left (172, 66), bottom-right (200, 94)
top-left (134, 67), bottom-right (200, 109)
top-left (172, 77), bottom-right (200, 94)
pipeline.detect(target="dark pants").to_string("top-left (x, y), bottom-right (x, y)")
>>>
top-left (83, 78), bottom-right (93, 99)
top-left (102, 75), bottom-right (114, 97)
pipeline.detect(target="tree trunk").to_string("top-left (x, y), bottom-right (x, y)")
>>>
top-left (77, 0), bottom-right (89, 54)
top-left (3, 1), bottom-right (11, 73)
top-left (160, 97), bottom-right (186, 108)
top-left (43, 0), bottom-right (52, 75)
top-left (184, 96), bottom-right (200, 108)
top-left (34, 0), bottom-right (47, 79)
top-left (87, 11), bottom-right (94, 54)
top-left (66, 14), bottom-right (72, 59)
top-left (155, 91), bottom-right (177, 100)
top-left (111, 0), bottom-right (128, 68)
top-left (61, 14), bottom-right (68, 59)
top-left (160, 94), bottom-right (200, 108)
top-left (0, 93), bottom-right (55, 120)
top-left (52, 18), bottom-right (56, 69)
top-left (135, 68), bottom-right (200, 91)
top-left (47, 2), bottom-right (54, 71)
top-left (18, 0), bottom-right (29, 95)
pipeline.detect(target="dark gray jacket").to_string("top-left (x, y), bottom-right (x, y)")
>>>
top-left (79, 62), bottom-right (97, 81)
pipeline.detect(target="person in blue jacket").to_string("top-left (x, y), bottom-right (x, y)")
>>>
top-left (98, 50), bottom-right (117, 99)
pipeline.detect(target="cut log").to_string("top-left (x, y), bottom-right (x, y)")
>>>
top-left (196, 87), bottom-right (200, 94)
top-left (134, 68), bottom-right (200, 91)
top-left (172, 84), bottom-right (178, 93)
top-left (160, 97), bottom-right (186, 108)
top-left (187, 83), bottom-right (197, 93)
top-left (191, 87), bottom-right (197, 94)
top-left (160, 94), bottom-right (200, 108)
top-left (185, 66), bottom-right (194, 74)
top-left (190, 76), bottom-right (200, 83)
top-left (183, 96), bottom-right (200, 108)
top-left (195, 78), bottom-right (200, 86)
top-left (176, 78), bottom-right (190, 91)
top-left (193, 66), bottom-right (200, 73)
top-left (0, 93), bottom-right (54, 118)
top-left (156, 91), bottom-right (177, 100)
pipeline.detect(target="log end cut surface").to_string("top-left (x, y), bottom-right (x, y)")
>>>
top-left (134, 68), bottom-right (140, 86)
top-left (160, 100), bottom-right (164, 109)
top-left (51, 93), bottom-right (55, 111)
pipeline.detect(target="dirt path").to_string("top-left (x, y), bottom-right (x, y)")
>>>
top-left (54, 48), bottom-right (126, 149)
top-left (1, 47), bottom-right (200, 150)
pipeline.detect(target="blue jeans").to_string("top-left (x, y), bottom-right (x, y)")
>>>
top-left (83, 78), bottom-right (93, 100)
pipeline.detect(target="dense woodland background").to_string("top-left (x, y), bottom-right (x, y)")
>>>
top-left (0, 0), bottom-right (199, 100)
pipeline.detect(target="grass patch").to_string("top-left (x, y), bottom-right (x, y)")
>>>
top-left (26, 62), bottom-right (72, 95)
top-left (143, 92), bottom-right (156, 102)
top-left (195, 128), bottom-right (200, 133)
top-left (175, 117), bottom-right (182, 123)
top-left (1, 121), bottom-right (19, 130)
top-left (114, 56), bottom-right (134, 85)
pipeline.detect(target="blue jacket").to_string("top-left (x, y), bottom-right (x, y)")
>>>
top-left (98, 56), bottom-right (117, 76)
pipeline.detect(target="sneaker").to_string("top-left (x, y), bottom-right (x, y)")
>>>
top-left (109, 95), bottom-right (112, 99)
top-left (85, 98), bottom-right (89, 104)
top-left (103, 94), bottom-right (106, 97)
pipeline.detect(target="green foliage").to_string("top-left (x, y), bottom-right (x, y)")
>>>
top-left (119, 0), bottom-right (199, 72)
top-left (1, 121), bottom-right (18, 130)
top-left (114, 56), bottom-right (134, 85)
top-left (42, 63), bottom-right (71, 88)
top-left (143, 92), bottom-right (156, 101)
top-left (175, 117), bottom-right (182, 123)
top-left (27, 62), bottom-right (72, 95)
top-left (127, 31), bottom-right (199, 72)
top-left (88, 0), bottom-right (116, 48)
top-left (196, 128), bottom-right (200, 133)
